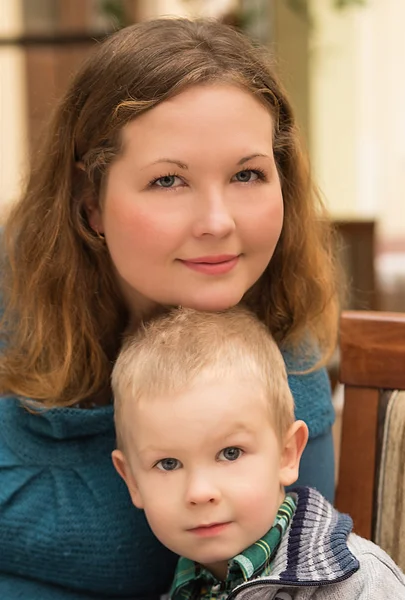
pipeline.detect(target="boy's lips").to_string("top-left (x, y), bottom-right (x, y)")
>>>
top-left (187, 521), bottom-right (232, 537)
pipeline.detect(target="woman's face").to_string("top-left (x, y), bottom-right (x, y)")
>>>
top-left (89, 84), bottom-right (284, 315)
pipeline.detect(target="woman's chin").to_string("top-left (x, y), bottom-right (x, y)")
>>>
top-left (177, 294), bottom-right (243, 313)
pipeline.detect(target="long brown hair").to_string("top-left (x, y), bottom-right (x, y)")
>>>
top-left (0, 18), bottom-right (339, 407)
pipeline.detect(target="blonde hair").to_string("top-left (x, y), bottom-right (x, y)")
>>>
top-left (0, 18), bottom-right (339, 407)
top-left (112, 308), bottom-right (295, 449)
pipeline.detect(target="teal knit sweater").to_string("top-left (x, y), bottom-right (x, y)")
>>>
top-left (0, 358), bottom-right (334, 599)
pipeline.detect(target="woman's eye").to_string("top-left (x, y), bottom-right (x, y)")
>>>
top-left (153, 175), bottom-right (182, 188)
top-left (218, 447), bottom-right (242, 462)
top-left (232, 169), bottom-right (260, 183)
top-left (155, 458), bottom-right (181, 471)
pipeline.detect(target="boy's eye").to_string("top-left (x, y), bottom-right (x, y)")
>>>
top-left (218, 447), bottom-right (242, 462)
top-left (232, 169), bottom-right (260, 183)
top-left (155, 458), bottom-right (181, 471)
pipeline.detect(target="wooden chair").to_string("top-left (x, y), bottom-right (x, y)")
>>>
top-left (335, 310), bottom-right (405, 568)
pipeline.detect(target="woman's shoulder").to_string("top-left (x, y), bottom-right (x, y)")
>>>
top-left (281, 346), bottom-right (335, 438)
top-left (0, 397), bottom-right (115, 455)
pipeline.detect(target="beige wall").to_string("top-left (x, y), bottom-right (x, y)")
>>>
top-left (0, 0), bottom-right (28, 208)
top-left (271, 1), bottom-right (311, 149)
top-left (309, 0), bottom-right (359, 218)
top-left (309, 0), bottom-right (405, 240)
top-left (363, 0), bottom-right (405, 241)
top-left (134, 0), bottom-right (236, 20)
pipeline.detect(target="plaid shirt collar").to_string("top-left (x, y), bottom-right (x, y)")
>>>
top-left (170, 494), bottom-right (296, 599)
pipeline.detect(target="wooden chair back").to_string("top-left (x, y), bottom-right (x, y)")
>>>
top-left (335, 310), bottom-right (405, 541)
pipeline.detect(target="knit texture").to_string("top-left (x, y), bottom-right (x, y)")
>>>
top-left (282, 349), bottom-right (334, 438)
top-left (0, 398), bottom-right (178, 599)
top-left (273, 486), bottom-right (358, 583)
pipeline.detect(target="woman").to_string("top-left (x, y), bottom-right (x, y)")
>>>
top-left (0, 18), bottom-right (338, 599)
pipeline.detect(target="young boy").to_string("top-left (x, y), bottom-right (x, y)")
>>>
top-left (111, 308), bottom-right (405, 599)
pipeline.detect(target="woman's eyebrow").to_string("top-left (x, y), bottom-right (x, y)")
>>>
top-left (143, 154), bottom-right (270, 171)
top-left (145, 158), bottom-right (189, 170)
top-left (237, 153), bottom-right (269, 165)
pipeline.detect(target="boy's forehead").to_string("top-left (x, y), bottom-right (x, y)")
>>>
top-left (123, 374), bottom-right (275, 437)
top-left (130, 370), bottom-right (268, 408)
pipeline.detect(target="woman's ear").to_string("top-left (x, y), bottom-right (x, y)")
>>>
top-left (83, 197), bottom-right (104, 235)
top-left (279, 420), bottom-right (309, 487)
top-left (112, 450), bottom-right (144, 508)
top-left (75, 162), bottom-right (104, 234)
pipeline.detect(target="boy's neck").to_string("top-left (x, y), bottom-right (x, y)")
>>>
top-left (204, 560), bottom-right (228, 581)
top-left (200, 489), bottom-right (287, 581)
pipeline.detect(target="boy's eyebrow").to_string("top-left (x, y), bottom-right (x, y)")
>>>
top-left (219, 422), bottom-right (258, 440)
top-left (136, 427), bottom-right (254, 455)
top-left (136, 445), bottom-right (176, 460)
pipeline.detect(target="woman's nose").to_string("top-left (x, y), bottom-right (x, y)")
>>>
top-left (192, 188), bottom-right (236, 239)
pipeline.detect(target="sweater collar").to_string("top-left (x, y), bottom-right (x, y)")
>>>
top-left (1, 397), bottom-right (114, 440)
top-left (228, 487), bottom-right (359, 599)
top-left (0, 397), bottom-right (115, 465)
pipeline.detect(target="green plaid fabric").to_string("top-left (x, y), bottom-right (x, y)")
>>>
top-left (170, 494), bottom-right (296, 600)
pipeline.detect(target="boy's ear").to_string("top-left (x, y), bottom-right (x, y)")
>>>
top-left (279, 420), bottom-right (309, 487)
top-left (112, 450), bottom-right (144, 509)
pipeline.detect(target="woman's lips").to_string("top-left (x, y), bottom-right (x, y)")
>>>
top-left (180, 255), bottom-right (239, 275)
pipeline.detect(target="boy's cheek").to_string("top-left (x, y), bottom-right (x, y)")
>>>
top-left (143, 503), bottom-right (176, 547)
top-left (128, 485), bottom-right (145, 509)
top-left (135, 478), bottom-right (167, 513)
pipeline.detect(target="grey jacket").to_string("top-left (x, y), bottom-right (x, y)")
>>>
top-left (228, 487), bottom-right (405, 600)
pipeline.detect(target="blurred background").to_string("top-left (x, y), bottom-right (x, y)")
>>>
top-left (0, 0), bottom-right (404, 316)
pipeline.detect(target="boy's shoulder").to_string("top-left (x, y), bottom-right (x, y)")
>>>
top-left (304, 533), bottom-right (405, 600)
top-left (246, 488), bottom-right (404, 598)
top-left (346, 532), bottom-right (405, 588)
top-left (230, 495), bottom-right (405, 600)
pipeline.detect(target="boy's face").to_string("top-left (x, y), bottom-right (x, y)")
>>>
top-left (113, 374), bottom-right (307, 579)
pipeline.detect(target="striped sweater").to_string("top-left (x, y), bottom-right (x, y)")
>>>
top-left (229, 487), bottom-right (405, 600)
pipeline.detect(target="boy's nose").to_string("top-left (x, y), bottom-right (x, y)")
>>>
top-left (185, 473), bottom-right (221, 506)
